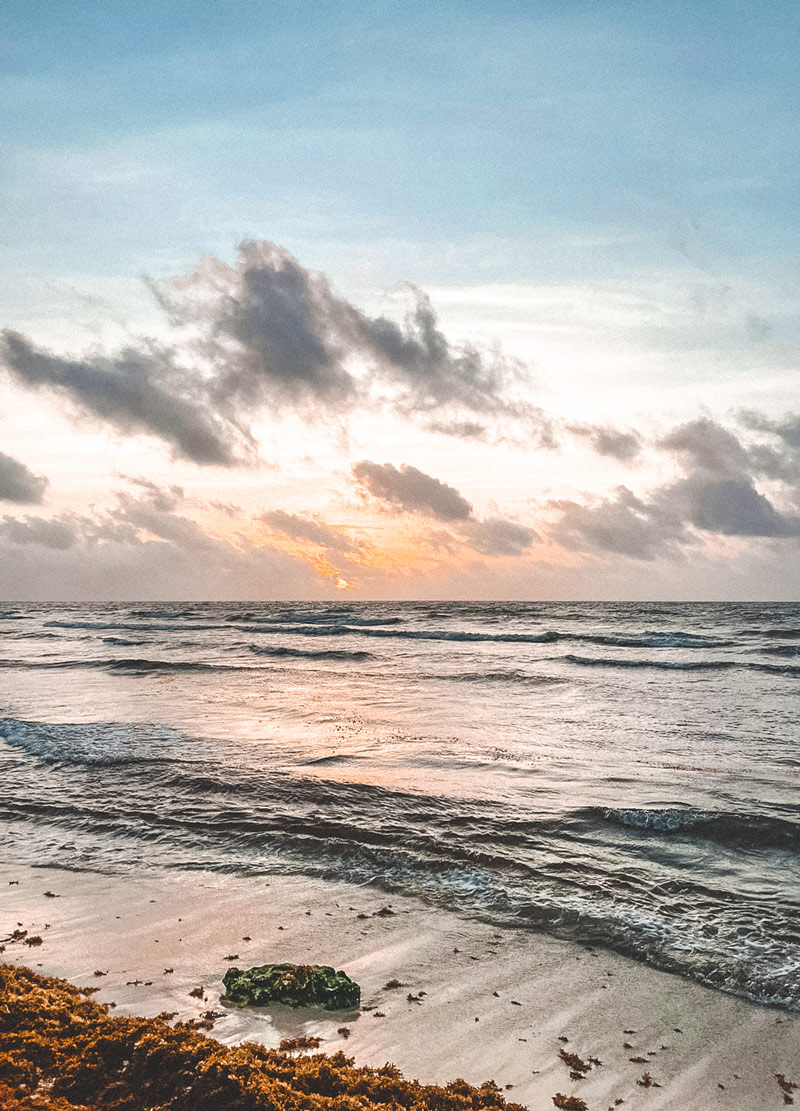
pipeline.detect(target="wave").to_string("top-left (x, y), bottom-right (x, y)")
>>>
top-left (129, 608), bottom-right (200, 619)
top-left (592, 806), bottom-right (800, 852)
top-left (237, 623), bottom-right (563, 644)
top-left (563, 654), bottom-right (737, 671)
top-left (573, 631), bottom-right (734, 649)
top-left (247, 645), bottom-right (375, 662)
top-left (101, 636), bottom-right (150, 647)
top-left (0, 717), bottom-right (184, 767)
top-left (427, 669), bottom-right (565, 685)
top-left (0, 656), bottom-right (251, 675)
top-left (234, 611), bottom-right (404, 627)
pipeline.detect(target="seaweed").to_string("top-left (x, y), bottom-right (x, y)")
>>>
top-left (222, 963), bottom-right (361, 1011)
top-left (0, 964), bottom-right (528, 1111)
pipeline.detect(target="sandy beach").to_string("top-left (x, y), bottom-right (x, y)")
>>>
top-left (2, 862), bottom-right (797, 1110)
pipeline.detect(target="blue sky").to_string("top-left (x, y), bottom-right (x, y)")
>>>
top-left (0, 2), bottom-right (799, 598)
top-left (3, 0), bottom-right (798, 283)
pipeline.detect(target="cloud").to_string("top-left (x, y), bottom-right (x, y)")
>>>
top-left (460, 516), bottom-right (539, 556)
top-left (352, 458), bottom-right (537, 558)
top-left (0, 481), bottom-right (328, 600)
top-left (352, 460), bottom-right (473, 521)
top-left (0, 514), bottom-right (77, 549)
top-left (0, 452), bottom-right (48, 504)
top-left (1, 241), bottom-right (552, 466)
top-left (549, 417), bottom-right (800, 559)
top-left (259, 509), bottom-right (357, 554)
top-left (569, 423), bottom-right (642, 462)
top-left (0, 330), bottom-right (241, 466)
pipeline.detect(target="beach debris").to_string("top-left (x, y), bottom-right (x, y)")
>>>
top-left (279, 1035), bottom-right (322, 1051)
top-left (622, 1042), bottom-right (633, 1049)
top-left (628, 1056), bottom-right (648, 1064)
top-left (375, 907), bottom-right (395, 917)
top-left (552, 1095), bottom-right (588, 1110)
top-left (777, 1074), bottom-right (798, 1105)
top-left (94, 970), bottom-right (108, 977)
top-left (558, 1036), bottom-right (569, 1043)
top-left (406, 993), bottom-right (423, 1003)
top-left (0, 965), bottom-right (529, 1111)
top-left (637, 1072), bottom-right (660, 1088)
top-left (188, 986), bottom-right (204, 998)
top-left (510, 1000), bottom-right (522, 1006)
top-left (43, 891), bottom-right (59, 898)
top-left (163, 968), bottom-right (174, 974)
top-left (243, 935), bottom-right (252, 940)
top-left (222, 963), bottom-right (361, 1010)
top-left (224, 954), bottom-right (239, 961)
top-left (373, 1011), bottom-right (386, 1018)
top-left (558, 1049), bottom-right (591, 1077)
top-left (8, 880), bottom-right (18, 885)
top-left (24, 936), bottom-right (43, 946)
top-left (337, 1026), bottom-right (351, 1037)
top-left (384, 979), bottom-right (403, 989)
top-left (202, 1010), bottom-right (226, 1021)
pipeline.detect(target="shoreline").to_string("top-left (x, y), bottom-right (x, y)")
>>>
top-left (2, 862), bottom-right (798, 1109)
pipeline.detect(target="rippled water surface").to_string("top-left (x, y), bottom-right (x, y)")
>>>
top-left (1, 601), bottom-right (798, 1009)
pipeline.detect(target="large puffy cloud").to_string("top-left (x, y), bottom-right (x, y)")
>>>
top-left (0, 451), bottom-right (48, 504)
top-left (0, 241), bottom-right (555, 467)
top-left (155, 242), bottom-right (551, 434)
top-left (352, 459), bottom-right (537, 556)
top-left (549, 417), bottom-right (800, 559)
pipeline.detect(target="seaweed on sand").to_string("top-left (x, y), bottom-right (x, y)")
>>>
top-left (222, 963), bottom-right (360, 1011)
top-left (0, 964), bottom-right (527, 1111)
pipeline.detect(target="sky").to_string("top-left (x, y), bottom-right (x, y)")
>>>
top-left (0, 0), bottom-right (799, 600)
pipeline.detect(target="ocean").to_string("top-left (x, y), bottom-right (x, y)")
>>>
top-left (1, 601), bottom-right (798, 1012)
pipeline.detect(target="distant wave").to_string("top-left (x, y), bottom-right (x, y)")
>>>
top-left (129, 608), bottom-right (201, 619)
top-left (573, 631), bottom-right (733, 649)
top-left (425, 669), bottom-right (565, 685)
top-left (237, 623), bottom-right (563, 644)
top-left (233, 611), bottom-right (404, 627)
top-left (0, 656), bottom-right (252, 675)
top-left (101, 636), bottom-right (150, 647)
top-left (247, 645), bottom-right (375, 662)
top-left (591, 806), bottom-right (800, 852)
top-left (564, 654), bottom-right (800, 676)
top-left (563, 654), bottom-right (736, 671)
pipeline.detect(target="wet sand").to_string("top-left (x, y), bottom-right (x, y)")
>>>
top-left (2, 863), bottom-right (798, 1109)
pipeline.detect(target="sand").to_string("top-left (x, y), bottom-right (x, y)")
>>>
top-left (2, 862), bottom-right (798, 1110)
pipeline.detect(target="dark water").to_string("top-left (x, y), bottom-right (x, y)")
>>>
top-left (1, 601), bottom-right (798, 1010)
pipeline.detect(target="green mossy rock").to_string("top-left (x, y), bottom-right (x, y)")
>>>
top-left (222, 962), bottom-right (361, 1010)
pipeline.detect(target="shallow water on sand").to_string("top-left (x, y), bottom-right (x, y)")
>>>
top-left (1, 601), bottom-right (798, 1009)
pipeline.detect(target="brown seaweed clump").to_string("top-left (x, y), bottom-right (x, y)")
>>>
top-left (0, 964), bottom-right (528, 1111)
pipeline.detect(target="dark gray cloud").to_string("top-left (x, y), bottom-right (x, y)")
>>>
top-left (0, 451), bottom-right (48, 504)
top-left (0, 330), bottom-right (242, 466)
top-left (1, 241), bottom-right (553, 466)
top-left (352, 460), bottom-right (473, 521)
top-left (569, 423), bottom-right (642, 462)
top-left (549, 417), bottom-right (800, 559)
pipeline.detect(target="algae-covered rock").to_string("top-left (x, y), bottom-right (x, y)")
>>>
top-left (222, 962), bottom-right (361, 1010)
